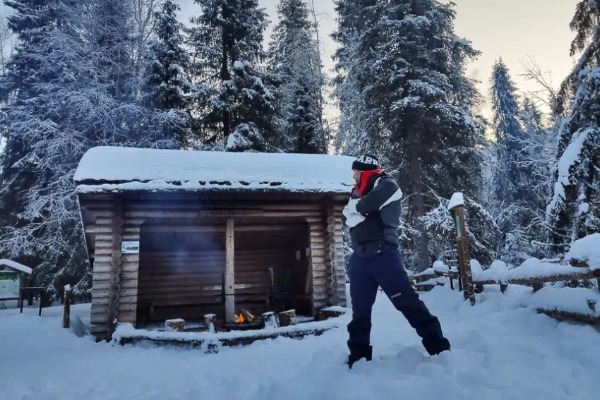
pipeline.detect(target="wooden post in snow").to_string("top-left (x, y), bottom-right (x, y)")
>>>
top-left (448, 193), bottom-right (475, 305)
top-left (63, 284), bottom-right (72, 329)
top-left (225, 218), bottom-right (235, 323)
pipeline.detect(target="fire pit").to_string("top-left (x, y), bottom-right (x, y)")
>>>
top-left (225, 309), bottom-right (262, 330)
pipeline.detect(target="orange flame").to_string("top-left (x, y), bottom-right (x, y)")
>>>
top-left (234, 313), bottom-right (247, 323)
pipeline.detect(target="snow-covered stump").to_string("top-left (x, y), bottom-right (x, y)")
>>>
top-left (165, 318), bottom-right (185, 332)
top-left (448, 192), bottom-right (475, 305)
top-left (261, 312), bottom-right (278, 329)
top-left (564, 234), bottom-right (600, 290)
top-left (204, 314), bottom-right (216, 333)
top-left (279, 309), bottom-right (296, 327)
top-left (316, 307), bottom-right (346, 321)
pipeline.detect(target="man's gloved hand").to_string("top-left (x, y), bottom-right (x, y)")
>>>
top-left (343, 198), bottom-right (365, 228)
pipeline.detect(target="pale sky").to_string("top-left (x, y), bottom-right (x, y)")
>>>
top-left (0, 0), bottom-right (581, 119)
top-left (180, 0), bottom-right (579, 120)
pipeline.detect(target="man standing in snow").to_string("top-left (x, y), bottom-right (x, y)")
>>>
top-left (343, 153), bottom-right (451, 368)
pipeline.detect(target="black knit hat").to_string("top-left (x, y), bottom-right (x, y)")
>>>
top-left (352, 153), bottom-right (380, 171)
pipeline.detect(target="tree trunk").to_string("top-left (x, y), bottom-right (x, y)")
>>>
top-left (220, 4), bottom-right (231, 139)
top-left (409, 136), bottom-right (430, 271)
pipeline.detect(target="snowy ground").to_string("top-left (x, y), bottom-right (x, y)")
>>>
top-left (2, 286), bottom-right (600, 400)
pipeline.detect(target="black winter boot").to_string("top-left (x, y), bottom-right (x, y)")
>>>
top-left (422, 337), bottom-right (451, 356)
top-left (346, 345), bottom-right (372, 369)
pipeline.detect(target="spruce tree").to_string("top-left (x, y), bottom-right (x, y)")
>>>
top-left (268, 0), bottom-right (326, 154)
top-left (547, 0), bottom-right (600, 252)
top-left (333, 0), bottom-right (488, 270)
top-left (141, 0), bottom-right (192, 146)
top-left (490, 59), bottom-right (541, 264)
top-left (490, 59), bottom-right (529, 205)
top-left (189, 0), bottom-right (276, 151)
top-left (0, 0), bottom-right (182, 297)
top-left (0, 0), bottom-right (92, 296)
top-left (332, 0), bottom-right (379, 157)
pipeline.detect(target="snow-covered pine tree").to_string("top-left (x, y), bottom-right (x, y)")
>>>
top-left (490, 59), bottom-right (542, 265)
top-left (333, 0), bottom-right (489, 270)
top-left (0, 0), bottom-right (182, 298)
top-left (268, 0), bottom-right (326, 154)
top-left (547, 0), bottom-right (600, 252)
top-left (141, 0), bottom-right (192, 146)
top-left (0, 0), bottom-right (93, 297)
top-left (490, 59), bottom-right (528, 204)
top-left (189, 0), bottom-right (276, 152)
top-left (520, 97), bottom-right (553, 208)
top-left (86, 0), bottom-right (181, 148)
top-left (332, 0), bottom-right (379, 157)
top-left (131, 0), bottom-right (170, 95)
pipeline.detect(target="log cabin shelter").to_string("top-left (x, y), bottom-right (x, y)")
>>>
top-left (74, 146), bottom-right (355, 338)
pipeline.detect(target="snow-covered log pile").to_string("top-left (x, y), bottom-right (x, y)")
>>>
top-left (113, 314), bottom-right (347, 352)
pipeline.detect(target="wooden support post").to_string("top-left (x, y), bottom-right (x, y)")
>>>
top-left (108, 197), bottom-right (123, 332)
top-left (63, 285), bottom-right (71, 329)
top-left (38, 288), bottom-right (44, 316)
top-left (279, 309), bottom-right (297, 327)
top-left (204, 313), bottom-right (216, 333)
top-left (448, 193), bottom-right (475, 305)
top-left (225, 218), bottom-right (235, 323)
top-left (262, 311), bottom-right (278, 329)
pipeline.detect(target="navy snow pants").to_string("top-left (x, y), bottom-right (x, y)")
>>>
top-left (347, 243), bottom-right (450, 356)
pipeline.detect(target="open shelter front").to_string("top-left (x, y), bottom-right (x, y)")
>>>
top-left (137, 213), bottom-right (312, 324)
top-left (74, 147), bottom-right (354, 339)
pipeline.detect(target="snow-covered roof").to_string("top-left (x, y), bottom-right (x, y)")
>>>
top-left (0, 259), bottom-right (32, 274)
top-left (74, 147), bottom-right (356, 194)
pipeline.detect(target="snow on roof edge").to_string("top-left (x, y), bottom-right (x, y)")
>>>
top-left (0, 259), bottom-right (32, 274)
top-left (74, 146), bottom-right (356, 194)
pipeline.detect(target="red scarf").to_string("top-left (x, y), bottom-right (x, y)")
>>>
top-left (356, 169), bottom-right (382, 197)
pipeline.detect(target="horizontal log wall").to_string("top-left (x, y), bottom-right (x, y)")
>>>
top-left (309, 216), bottom-right (329, 311)
top-left (86, 195), bottom-right (141, 337)
top-left (331, 203), bottom-right (347, 306)
top-left (138, 248), bottom-right (294, 318)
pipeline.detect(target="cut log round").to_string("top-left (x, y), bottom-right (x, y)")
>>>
top-left (279, 309), bottom-right (297, 327)
top-left (165, 318), bottom-right (185, 332)
top-left (261, 311), bottom-right (278, 329)
top-left (204, 314), bottom-right (216, 333)
top-left (317, 308), bottom-right (346, 321)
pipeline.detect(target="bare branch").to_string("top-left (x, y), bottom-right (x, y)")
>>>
top-left (0, 16), bottom-right (16, 76)
top-left (518, 56), bottom-right (560, 115)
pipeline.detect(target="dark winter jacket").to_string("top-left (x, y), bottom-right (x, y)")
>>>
top-left (343, 172), bottom-right (402, 253)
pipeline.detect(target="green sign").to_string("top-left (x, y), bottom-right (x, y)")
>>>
top-left (0, 271), bottom-right (19, 299)
top-left (0, 272), bottom-right (18, 281)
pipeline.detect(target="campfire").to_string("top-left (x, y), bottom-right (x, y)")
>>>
top-left (234, 309), bottom-right (256, 324)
